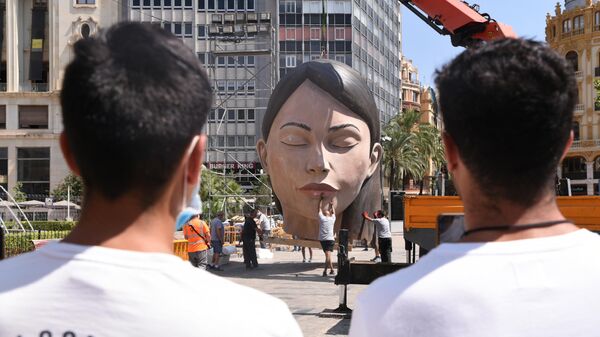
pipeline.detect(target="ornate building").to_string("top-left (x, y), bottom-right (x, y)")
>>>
top-left (400, 56), bottom-right (421, 112)
top-left (547, 0), bottom-right (600, 195)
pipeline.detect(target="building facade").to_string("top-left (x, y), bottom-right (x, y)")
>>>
top-left (128, 0), bottom-right (276, 190)
top-left (0, 0), bottom-right (121, 200)
top-left (278, 0), bottom-right (402, 125)
top-left (400, 56), bottom-right (420, 112)
top-left (547, 0), bottom-right (600, 195)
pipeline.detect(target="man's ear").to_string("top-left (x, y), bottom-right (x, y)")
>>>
top-left (256, 138), bottom-right (269, 173)
top-left (560, 130), bottom-right (575, 162)
top-left (59, 132), bottom-right (81, 176)
top-left (442, 132), bottom-right (459, 172)
top-left (187, 135), bottom-right (206, 186)
top-left (366, 142), bottom-right (383, 178)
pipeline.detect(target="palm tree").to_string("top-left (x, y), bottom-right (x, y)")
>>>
top-left (382, 109), bottom-right (445, 190)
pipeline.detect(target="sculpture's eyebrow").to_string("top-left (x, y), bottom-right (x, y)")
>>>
top-left (280, 122), bottom-right (311, 131)
top-left (329, 124), bottom-right (360, 132)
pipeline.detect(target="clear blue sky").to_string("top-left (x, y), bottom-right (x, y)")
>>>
top-left (402, 1), bottom-right (557, 86)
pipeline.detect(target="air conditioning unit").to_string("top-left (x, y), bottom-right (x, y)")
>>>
top-left (236, 13), bottom-right (246, 22)
top-left (258, 24), bottom-right (269, 32)
top-left (246, 24), bottom-right (258, 34)
top-left (208, 25), bottom-right (220, 34)
top-left (223, 25), bottom-right (234, 34)
top-left (211, 14), bottom-right (223, 24)
top-left (234, 24), bottom-right (245, 33)
top-left (259, 13), bottom-right (271, 22)
top-left (247, 13), bottom-right (258, 22)
top-left (224, 14), bottom-right (235, 22)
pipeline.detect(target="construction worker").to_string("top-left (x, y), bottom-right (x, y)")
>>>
top-left (178, 207), bottom-right (211, 269)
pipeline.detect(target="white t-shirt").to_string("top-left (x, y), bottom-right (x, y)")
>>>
top-left (258, 212), bottom-right (270, 231)
top-left (0, 242), bottom-right (302, 337)
top-left (318, 211), bottom-right (336, 241)
top-left (350, 229), bottom-right (600, 337)
top-left (373, 218), bottom-right (391, 238)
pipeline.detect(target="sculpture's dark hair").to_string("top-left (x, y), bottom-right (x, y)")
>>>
top-left (60, 22), bottom-right (212, 205)
top-left (435, 39), bottom-right (576, 205)
top-left (262, 60), bottom-right (381, 239)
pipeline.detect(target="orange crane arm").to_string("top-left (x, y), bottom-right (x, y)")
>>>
top-left (400, 0), bottom-right (516, 47)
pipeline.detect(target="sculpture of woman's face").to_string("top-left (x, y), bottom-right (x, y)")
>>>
top-left (257, 80), bottom-right (382, 239)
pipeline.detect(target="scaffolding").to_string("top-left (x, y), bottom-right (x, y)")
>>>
top-left (204, 12), bottom-right (277, 219)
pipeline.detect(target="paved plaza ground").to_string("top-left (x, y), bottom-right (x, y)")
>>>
top-left (216, 230), bottom-right (408, 337)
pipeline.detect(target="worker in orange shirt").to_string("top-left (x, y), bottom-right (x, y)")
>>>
top-left (179, 208), bottom-right (211, 269)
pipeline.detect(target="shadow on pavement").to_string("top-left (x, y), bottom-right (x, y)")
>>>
top-left (211, 261), bottom-right (338, 283)
top-left (325, 318), bottom-right (351, 335)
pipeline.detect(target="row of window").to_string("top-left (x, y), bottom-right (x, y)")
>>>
top-left (559, 12), bottom-right (600, 36)
top-left (208, 108), bottom-right (255, 122)
top-left (198, 54), bottom-right (256, 68)
top-left (279, 41), bottom-right (352, 54)
top-left (132, 0), bottom-right (255, 11)
top-left (281, 27), bottom-right (348, 41)
top-left (0, 106), bottom-right (48, 130)
top-left (279, 14), bottom-right (352, 26)
top-left (212, 80), bottom-right (256, 94)
top-left (208, 135), bottom-right (256, 148)
top-left (280, 53), bottom-right (349, 68)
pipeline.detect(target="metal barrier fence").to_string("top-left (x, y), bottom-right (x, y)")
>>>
top-left (0, 229), bottom-right (71, 260)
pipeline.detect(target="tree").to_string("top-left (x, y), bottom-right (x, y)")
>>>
top-left (52, 174), bottom-right (84, 203)
top-left (200, 167), bottom-right (244, 218)
top-left (250, 175), bottom-right (273, 210)
top-left (382, 109), bottom-right (445, 190)
top-left (11, 182), bottom-right (27, 202)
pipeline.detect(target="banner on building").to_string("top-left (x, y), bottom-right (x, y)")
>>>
top-left (206, 162), bottom-right (256, 170)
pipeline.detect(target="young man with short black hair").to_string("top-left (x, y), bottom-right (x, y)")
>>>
top-left (362, 210), bottom-right (392, 262)
top-left (0, 22), bottom-right (301, 337)
top-left (350, 39), bottom-right (600, 337)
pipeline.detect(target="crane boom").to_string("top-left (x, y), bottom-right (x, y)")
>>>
top-left (399, 0), bottom-right (516, 48)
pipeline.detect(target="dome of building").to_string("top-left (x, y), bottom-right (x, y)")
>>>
top-left (565, 0), bottom-right (599, 11)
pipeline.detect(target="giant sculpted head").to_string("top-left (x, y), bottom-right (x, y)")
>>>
top-left (256, 60), bottom-right (383, 240)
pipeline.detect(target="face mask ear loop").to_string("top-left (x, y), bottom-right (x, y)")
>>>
top-left (181, 136), bottom-right (200, 211)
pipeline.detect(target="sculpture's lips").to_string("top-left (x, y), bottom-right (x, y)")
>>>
top-left (299, 183), bottom-right (338, 198)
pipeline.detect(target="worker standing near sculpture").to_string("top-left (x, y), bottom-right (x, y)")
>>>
top-left (319, 198), bottom-right (336, 276)
top-left (362, 210), bottom-right (392, 263)
top-left (240, 209), bottom-right (260, 270)
top-left (180, 208), bottom-right (211, 269)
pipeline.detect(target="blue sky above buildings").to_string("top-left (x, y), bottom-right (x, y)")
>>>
top-left (402, 0), bottom-right (555, 86)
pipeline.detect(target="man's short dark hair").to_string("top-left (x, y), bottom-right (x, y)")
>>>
top-left (435, 39), bottom-right (576, 205)
top-left (60, 22), bottom-right (212, 203)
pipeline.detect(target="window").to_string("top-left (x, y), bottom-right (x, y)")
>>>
top-left (237, 0), bottom-right (244, 9)
top-left (174, 23), bottom-right (182, 36)
top-left (0, 148), bottom-right (7, 196)
top-left (237, 81), bottom-right (246, 94)
top-left (19, 106), bottom-right (48, 129)
top-left (247, 55), bottom-right (255, 66)
top-left (237, 136), bottom-right (245, 147)
top-left (285, 28), bottom-right (296, 40)
top-left (153, 0), bottom-right (161, 6)
top-left (0, 106), bottom-right (5, 129)
top-left (216, 80), bottom-right (226, 93)
top-left (217, 136), bottom-right (225, 147)
top-left (217, 56), bottom-right (226, 68)
top-left (247, 109), bottom-right (255, 121)
top-left (228, 56), bottom-right (236, 66)
top-left (247, 81), bottom-right (255, 94)
top-left (335, 27), bottom-right (345, 40)
top-left (184, 23), bottom-right (193, 37)
top-left (237, 56), bottom-right (245, 65)
top-left (227, 81), bottom-right (236, 93)
top-left (208, 0), bottom-right (215, 10)
top-left (566, 51), bottom-right (579, 72)
top-left (573, 121), bottom-right (580, 141)
top-left (237, 109), bottom-right (245, 121)
top-left (596, 12), bottom-right (600, 28)
top-left (247, 0), bottom-right (254, 10)
top-left (185, 0), bottom-right (192, 7)
top-left (285, 55), bottom-right (297, 68)
top-left (17, 148), bottom-right (50, 199)
top-left (310, 28), bottom-right (320, 40)
top-left (573, 15), bottom-right (584, 33)
top-left (143, 0), bottom-right (151, 7)
top-left (562, 156), bottom-right (587, 180)
top-left (76, 0), bottom-right (96, 4)
top-left (563, 19), bottom-right (572, 33)
top-left (174, 0), bottom-right (182, 6)
top-left (246, 136), bottom-right (255, 146)
top-left (164, 22), bottom-right (172, 32)
top-left (227, 110), bottom-right (236, 120)
top-left (132, 0), bottom-right (141, 7)
top-left (217, 108), bottom-right (225, 120)
top-left (334, 55), bottom-right (345, 64)
top-left (198, 25), bottom-right (207, 38)
top-left (227, 136), bottom-right (235, 147)
top-left (218, 0), bottom-right (225, 10)
top-left (164, 0), bottom-right (172, 5)
top-left (198, 0), bottom-right (205, 9)
top-left (227, 0), bottom-right (235, 10)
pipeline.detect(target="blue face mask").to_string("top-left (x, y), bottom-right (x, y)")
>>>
top-left (175, 136), bottom-right (203, 231)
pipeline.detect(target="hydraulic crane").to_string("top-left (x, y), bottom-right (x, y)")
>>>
top-left (400, 0), bottom-right (516, 47)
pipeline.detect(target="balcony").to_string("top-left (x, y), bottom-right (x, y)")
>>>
top-left (575, 103), bottom-right (585, 113)
top-left (30, 83), bottom-right (48, 92)
top-left (575, 70), bottom-right (583, 79)
top-left (573, 28), bottom-right (585, 36)
top-left (571, 139), bottom-right (600, 149)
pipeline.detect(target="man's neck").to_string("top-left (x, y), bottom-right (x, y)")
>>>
top-left (63, 193), bottom-right (176, 253)
top-left (462, 192), bottom-right (579, 242)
